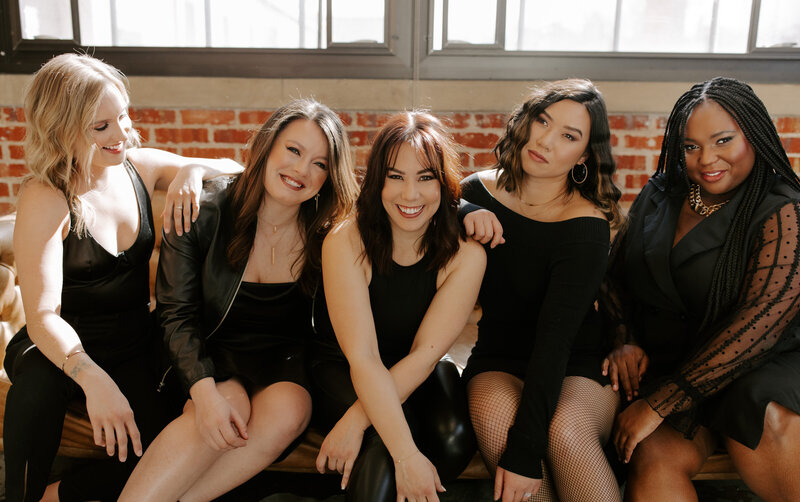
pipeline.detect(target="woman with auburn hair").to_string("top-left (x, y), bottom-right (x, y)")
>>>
top-left (3, 52), bottom-right (242, 502)
top-left (310, 111), bottom-right (485, 502)
top-left (604, 77), bottom-right (800, 501)
top-left (119, 98), bottom-right (359, 502)
top-left (461, 79), bottom-right (624, 501)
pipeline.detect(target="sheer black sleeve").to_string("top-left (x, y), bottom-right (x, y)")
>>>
top-left (646, 202), bottom-right (800, 425)
top-left (598, 223), bottom-right (637, 347)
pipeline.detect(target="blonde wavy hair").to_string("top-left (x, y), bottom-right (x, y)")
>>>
top-left (23, 53), bottom-right (140, 234)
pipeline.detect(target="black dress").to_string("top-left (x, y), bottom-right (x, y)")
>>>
top-left (602, 173), bottom-right (800, 447)
top-left (460, 173), bottom-right (611, 479)
top-left (310, 254), bottom-right (475, 502)
top-left (3, 160), bottom-right (173, 502)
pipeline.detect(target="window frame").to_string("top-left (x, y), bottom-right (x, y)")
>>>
top-left (0, 0), bottom-right (414, 78)
top-left (420, 0), bottom-right (800, 83)
top-left (1, 0), bottom-right (798, 82)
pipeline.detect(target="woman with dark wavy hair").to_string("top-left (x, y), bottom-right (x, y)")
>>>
top-left (461, 79), bottom-right (624, 502)
top-left (604, 77), bottom-right (800, 501)
top-left (119, 98), bottom-right (359, 501)
top-left (310, 111), bottom-right (485, 502)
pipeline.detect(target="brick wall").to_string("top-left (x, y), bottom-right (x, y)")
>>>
top-left (1, 106), bottom-right (799, 214)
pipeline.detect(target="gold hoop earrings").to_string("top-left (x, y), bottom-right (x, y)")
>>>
top-left (571, 163), bottom-right (588, 185)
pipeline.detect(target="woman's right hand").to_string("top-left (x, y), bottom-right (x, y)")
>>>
top-left (316, 409), bottom-right (366, 489)
top-left (82, 368), bottom-right (142, 462)
top-left (394, 450), bottom-right (444, 502)
top-left (464, 209), bottom-right (505, 248)
top-left (189, 378), bottom-right (248, 450)
top-left (494, 466), bottom-right (541, 502)
top-left (602, 344), bottom-right (649, 401)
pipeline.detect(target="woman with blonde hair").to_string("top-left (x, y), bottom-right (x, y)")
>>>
top-left (119, 98), bottom-right (359, 502)
top-left (3, 52), bottom-right (242, 502)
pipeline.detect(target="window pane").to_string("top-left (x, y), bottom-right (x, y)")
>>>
top-left (20, 0), bottom-right (73, 40)
top-left (447, 0), bottom-right (497, 45)
top-left (506, 0), bottom-right (616, 51)
top-left (714, 0), bottom-right (753, 53)
top-left (757, 0), bottom-right (800, 48)
top-left (331, 0), bottom-right (384, 44)
top-left (618, 0), bottom-right (715, 53)
top-left (210, 0), bottom-right (319, 48)
top-left (79, 0), bottom-right (112, 46)
top-left (113, 0), bottom-right (205, 47)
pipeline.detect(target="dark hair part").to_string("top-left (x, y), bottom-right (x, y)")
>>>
top-left (494, 78), bottom-right (623, 228)
top-left (227, 99), bottom-right (358, 295)
top-left (654, 76), bottom-right (800, 328)
top-left (356, 111), bottom-right (464, 275)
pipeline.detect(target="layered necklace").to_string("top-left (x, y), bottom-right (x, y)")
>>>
top-left (688, 183), bottom-right (729, 217)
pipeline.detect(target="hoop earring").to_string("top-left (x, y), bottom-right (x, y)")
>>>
top-left (314, 193), bottom-right (320, 212)
top-left (571, 163), bottom-right (588, 185)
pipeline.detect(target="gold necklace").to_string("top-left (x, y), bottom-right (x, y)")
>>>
top-left (259, 219), bottom-right (295, 265)
top-left (688, 183), bottom-right (729, 217)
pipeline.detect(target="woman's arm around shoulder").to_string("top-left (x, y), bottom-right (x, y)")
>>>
top-left (126, 147), bottom-right (243, 235)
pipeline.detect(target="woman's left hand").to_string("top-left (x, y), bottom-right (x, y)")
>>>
top-left (613, 398), bottom-right (663, 463)
top-left (316, 410), bottom-right (366, 489)
top-left (494, 466), bottom-right (540, 502)
top-left (163, 164), bottom-right (203, 236)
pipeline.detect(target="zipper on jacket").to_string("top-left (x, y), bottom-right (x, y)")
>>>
top-left (157, 270), bottom-right (244, 392)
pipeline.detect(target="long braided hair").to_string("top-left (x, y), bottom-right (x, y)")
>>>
top-left (654, 77), bottom-right (800, 329)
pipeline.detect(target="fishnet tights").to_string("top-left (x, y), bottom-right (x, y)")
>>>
top-left (469, 373), bottom-right (621, 502)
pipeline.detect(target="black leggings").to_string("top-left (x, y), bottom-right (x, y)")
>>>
top-left (311, 359), bottom-right (477, 502)
top-left (3, 333), bottom-right (174, 502)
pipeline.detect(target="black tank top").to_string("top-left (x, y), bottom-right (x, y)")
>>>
top-left (369, 254), bottom-right (437, 367)
top-left (61, 160), bottom-right (154, 316)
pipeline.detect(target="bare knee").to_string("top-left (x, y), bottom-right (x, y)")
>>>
top-left (250, 383), bottom-right (311, 445)
top-left (761, 402), bottom-right (797, 447)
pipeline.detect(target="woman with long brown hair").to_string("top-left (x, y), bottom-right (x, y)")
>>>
top-left (119, 98), bottom-right (358, 502)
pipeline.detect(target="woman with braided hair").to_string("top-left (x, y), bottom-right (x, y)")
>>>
top-left (603, 77), bottom-right (800, 501)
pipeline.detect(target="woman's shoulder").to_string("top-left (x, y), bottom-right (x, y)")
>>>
top-left (323, 217), bottom-right (363, 255)
top-left (562, 195), bottom-right (606, 221)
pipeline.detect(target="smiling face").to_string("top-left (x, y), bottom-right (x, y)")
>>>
top-left (87, 84), bottom-right (133, 170)
top-left (381, 143), bottom-right (441, 238)
top-left (262, 118), bottom-right (330, 208)
top-left (522, 99), bottom-right (591, 183)
top-left (683, 99), bottom-right (755, 203)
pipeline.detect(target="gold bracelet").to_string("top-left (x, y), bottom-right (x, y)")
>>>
top-left (61, 348), bottom-right (86, 372)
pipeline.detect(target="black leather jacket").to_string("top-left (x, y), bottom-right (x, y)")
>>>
top-left (156, 182), bottom-right (244, 392)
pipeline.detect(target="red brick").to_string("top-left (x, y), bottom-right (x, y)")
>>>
top-left (790, 156), bottom-right (800, 172)
top-left (614, 155), bottom-right (648, 171)
top-left (453, 132), bottom-right (499, 149)
top-left (214, 129), bottom-right (253, 144)
top-left (130, 108), bottom-right (176, 125)
top-left (459, 152), bottom-right (471, 168)
top-left (181, 110), bottom-right (235, 126)
top-left (0, 183), bottom-right (9, 197)
top-left (610, 134), bottom-right (619, 147)
top-left (782, 137), bottom-right (800, 154)
top-left (441, 113), bottom-right (471, 129)
top-left (625, 174), bottom-right (650, 190)
top-left (348, 130), bottom-right (371, 147)
top-left (9, 145), bottom-right (24, 159)
top-left (0, 127), bottom-right (25, 142)
top-left (180, 147), bottom-right (235, 158)
top-left (621, 193), bottom-right (638, 203)
top-left (0, 202), bottom-right (15, 215)
top-left (0, 163), bottom-right (27, 177)
top-left (473, 152), bottom-right (496, 168)
top-left (137, 128), bottom-right (150, 143)
top-left (624, 135), bottom-right (661, 150)
top-left (354, 148), bottom-right (370, 169)
top-left (609, 115), bottom-right (650, 130)
top-left (356, 113), bottom-right (391, 128)
top-left (155, 128), bottom-right (209, 144)
top-left (12, 182), bottom-right (21, 195)
top-left (337, 112), bottom-right (353, 126)
top-left (3, 107), bottom-right (25, 123)
top-left (239, 110), bottom-right (272, 125)
top-left (776, 117), bottom-right (800, 134)
top-left (474, 113), bottom-right (507, 129)
top-left (240, 148), bottom-right (250, 165)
